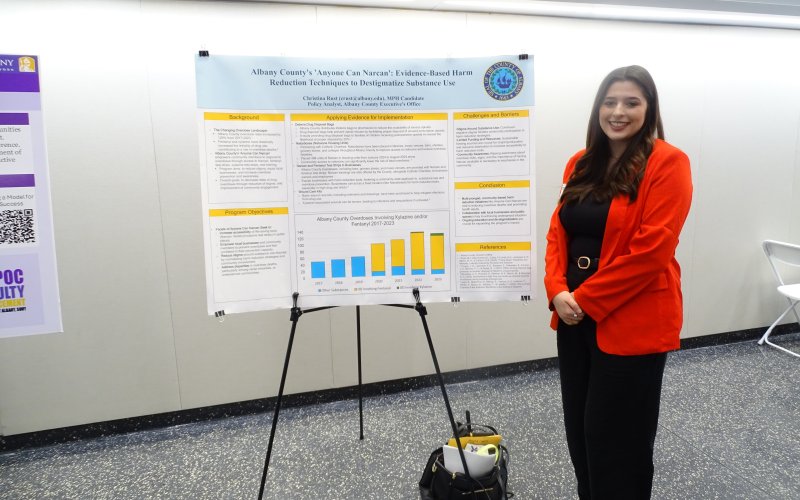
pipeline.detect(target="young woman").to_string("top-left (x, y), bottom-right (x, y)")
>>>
top-left (544, 66), bottom-right (693, 499)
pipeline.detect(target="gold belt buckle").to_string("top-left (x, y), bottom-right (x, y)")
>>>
top-left (577, 256), bottom-right (591, 270)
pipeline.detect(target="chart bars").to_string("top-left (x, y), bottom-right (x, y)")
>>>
top-left (311, 261), bottom-right (325, 279)
top-left (411, 232), bottom-right (425, 275)
top-left (331, 259), bottom-right (346, 278)
top-left (351, 256), bottom-right (366, 278)
top-left (391, 239), bottom-right (406, 276)
top-left (306, 231), bottom-right (447, 279)
top-left (371, 243), bottom-right (386, 276)
top-left (431, 233), bottom-right (445, 275)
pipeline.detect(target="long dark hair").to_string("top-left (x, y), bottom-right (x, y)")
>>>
top-left (561, 65), bottom-right (664, 203)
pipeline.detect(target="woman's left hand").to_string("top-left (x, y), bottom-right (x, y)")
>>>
top-left (553, 291), bottom-right (584, 326)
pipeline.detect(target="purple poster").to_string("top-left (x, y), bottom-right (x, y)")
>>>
top-left (0, 55), bottom-right (62, 337)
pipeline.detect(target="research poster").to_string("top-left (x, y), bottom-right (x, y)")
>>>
top-left (0, 54), bottom-right (62, 337)
top-left (196, 54), bottom-right (535, 314)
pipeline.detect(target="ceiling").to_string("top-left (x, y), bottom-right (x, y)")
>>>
top-left (246, 0), bottom-right (800, 29)
top-left (551, 0), bottom-right (800, 17)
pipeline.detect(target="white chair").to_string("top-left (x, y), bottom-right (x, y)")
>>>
top-left (759, 240), bottom-right (800, 358)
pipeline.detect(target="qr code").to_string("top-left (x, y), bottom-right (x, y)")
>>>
top-left (0, 209), bottom-right (36, 245)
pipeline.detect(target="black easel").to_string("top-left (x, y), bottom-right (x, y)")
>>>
top-left (257, 288), bottom-right (473, 499)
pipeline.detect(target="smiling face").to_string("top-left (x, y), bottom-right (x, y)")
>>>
top-left (599, 80), bottom-right (648, 155)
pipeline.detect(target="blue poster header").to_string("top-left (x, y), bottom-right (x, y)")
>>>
top-left (196, 54), bottom-right (534, 110)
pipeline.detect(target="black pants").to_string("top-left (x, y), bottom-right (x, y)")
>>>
top-left (557, 319), bottom-right (667, 500)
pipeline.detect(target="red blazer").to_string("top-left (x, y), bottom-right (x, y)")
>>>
top-left (544, 139), bottom-right (693, 355)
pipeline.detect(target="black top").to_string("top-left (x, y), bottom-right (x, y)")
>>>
top-left (559, 199), bottom-right (611, 291)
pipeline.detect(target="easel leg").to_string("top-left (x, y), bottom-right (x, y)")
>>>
top-left (357, 305), bottom-right (364, 440)
top-left (256, 289), bottom-right (474, 496)
top-left (258, 307), bottom-right (301, 500)
top-left (411, 289), bottom-right (472, 478)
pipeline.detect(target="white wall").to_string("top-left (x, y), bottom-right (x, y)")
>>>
top-left (1, 0), bottom-right (798, 436)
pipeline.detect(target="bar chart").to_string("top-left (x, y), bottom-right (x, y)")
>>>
top-left (294, 211), bottom-right (451, 296)
top-left (306, 232), bottom-right (446, 279)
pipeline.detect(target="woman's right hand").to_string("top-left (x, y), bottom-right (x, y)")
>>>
top-left (553, 291), bottom-right (584, 326)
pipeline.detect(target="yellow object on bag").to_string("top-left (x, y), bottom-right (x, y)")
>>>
top-left (479, 444), bottom-right (500, 464)
top-left (476, 444), bottom-right (498, 456)
top-left (447, 434), bottom-right (502, 447)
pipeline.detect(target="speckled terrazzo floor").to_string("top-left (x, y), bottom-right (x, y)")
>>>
top-left (1, 333), bottom-right (799, 499)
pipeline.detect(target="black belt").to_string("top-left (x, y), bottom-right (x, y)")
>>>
top-left (573, 256), bottom-right (600, 270)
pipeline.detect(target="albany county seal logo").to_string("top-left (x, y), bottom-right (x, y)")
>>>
top-left (484, 61), bottom-right (524, 101)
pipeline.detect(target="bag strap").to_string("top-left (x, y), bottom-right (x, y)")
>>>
top-left (455, 422), bottom-right (499, 437)
top-left (456, 410), bottom-right (500, 438)
top-left (418, 447), bottom-right (441, 489)
top-left (498, 445), bottom-right (510, 500)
